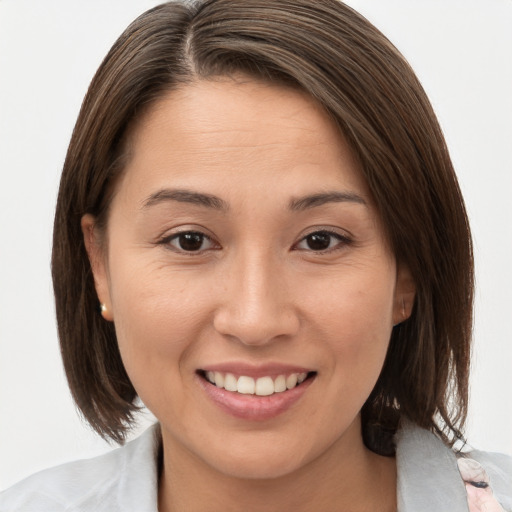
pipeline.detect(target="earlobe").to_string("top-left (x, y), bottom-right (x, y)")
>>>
top-left (81, 214), bottom-right (114, 322)
top-left (393, 265), bottom-right (416, 326)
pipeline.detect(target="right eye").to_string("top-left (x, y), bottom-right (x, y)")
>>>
top-left (164, 231), bottom-right (217, 253)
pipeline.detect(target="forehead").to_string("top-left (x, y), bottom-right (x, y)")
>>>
top-left (134, 77), bottom-right (337, 144)
top-left (117, 77), bottom-right (370, 204)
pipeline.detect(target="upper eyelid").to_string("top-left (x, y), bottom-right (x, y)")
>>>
top-left (298, 227), bottom-right (353, 240)
top-left (158, 226), bottom-right (352, 249)
top-left (292, 228), bottom-right (354, 253)
top-left (159, 225), bottom-right (216, 241)
top-left (162, 231), bottom-right (220, 254)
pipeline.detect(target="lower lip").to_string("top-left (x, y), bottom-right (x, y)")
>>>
top-left (197, 374), bottom-right (315, 421)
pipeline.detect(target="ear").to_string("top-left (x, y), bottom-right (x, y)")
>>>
top-left (392, 264), bottom-right (416, 326)
top-left (81, 214), bottom-right (114, 322)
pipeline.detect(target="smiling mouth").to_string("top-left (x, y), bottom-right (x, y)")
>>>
top-left (198, 370), bottom-right (316, 397)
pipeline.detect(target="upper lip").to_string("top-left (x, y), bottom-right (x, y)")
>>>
top-left (199, 362), bottom-right (315, 379)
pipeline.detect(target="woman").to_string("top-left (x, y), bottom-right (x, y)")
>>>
top-left (1, 0), bottom-right (511, 510)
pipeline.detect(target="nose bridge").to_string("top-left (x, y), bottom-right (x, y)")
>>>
top-left (213, 245), bottom-right (298, 345)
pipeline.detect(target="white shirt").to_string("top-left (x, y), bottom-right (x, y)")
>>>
top-left (2, 422), bottom-right (511, 511)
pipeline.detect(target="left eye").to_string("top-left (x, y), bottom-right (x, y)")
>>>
top-left (295, 231), bottom-right (349, 252)
top-left (166, 231), bottom-right (216, 252)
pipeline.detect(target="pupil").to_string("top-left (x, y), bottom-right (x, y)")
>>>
top-left (179, 233), bottom-right (203, 251)
top-left (307, 233), bottom-right (330, 250)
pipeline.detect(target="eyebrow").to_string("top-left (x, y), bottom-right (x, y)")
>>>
top-left (141, 188), bottom-right (366, 212)
top-left (289, 191), bottom-right (367, 211)
top-left (141, 188), bottom-right (229, 211)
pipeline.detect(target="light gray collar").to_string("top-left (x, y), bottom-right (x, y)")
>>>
top-left (122, 422), bottom-right (473, 511)
top-left (396, 423), bottom-right (468, 512)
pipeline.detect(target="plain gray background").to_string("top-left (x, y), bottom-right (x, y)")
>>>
top-left (1, 0), bottom-right (511, 491)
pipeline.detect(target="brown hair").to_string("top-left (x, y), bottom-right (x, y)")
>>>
top-left (52, 0), bottom-right (473, 453)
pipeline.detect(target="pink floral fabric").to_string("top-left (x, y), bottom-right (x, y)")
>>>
top-left (457, 457), bottom-right (506, 512)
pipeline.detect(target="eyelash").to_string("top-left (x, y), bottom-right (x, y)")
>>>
top-left (159, 230), bottom-right (219, 254)
top-left (158, 228), bottom-right (353, 255)
top-left (293, 229), bottom-right (353, 254)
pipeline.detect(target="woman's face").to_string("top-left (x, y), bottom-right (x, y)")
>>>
top-left (84, 77), bottom-right (413, 479)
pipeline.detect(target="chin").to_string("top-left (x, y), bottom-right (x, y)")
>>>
top-left (211, 448), bottom-right (307, 481)
top-left (192, 426), bottom-right (333, 481)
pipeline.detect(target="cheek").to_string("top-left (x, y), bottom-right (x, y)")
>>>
top-left (302, 264), bottom-right (395, 339)
top-left (106, 256), bottom-right (211, 399)
top-left (300, 267), bottom-right (395, 387)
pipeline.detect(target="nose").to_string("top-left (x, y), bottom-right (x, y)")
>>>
top-left (213, 251), bottom-right (300, 346)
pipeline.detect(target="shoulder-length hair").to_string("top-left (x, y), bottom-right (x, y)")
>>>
top-left (52, 0), bottom-right (473, 453)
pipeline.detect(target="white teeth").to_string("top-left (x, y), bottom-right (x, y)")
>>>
top-left (224, 373), bottom-right (238, 392)
top-left (274, 374), bottom-right (286, 393)
top-left (204, 371), bottom-right (310, 395)
top-left (297, 372), bottom-right (307, 384)
top-left (255, 376), bottom-right (274, 396)
top-left (214, 371), bottom-right (224, 388)
top-left (286, 373), bottom-right (298, 389)
top-left (237, 376), bottom-right (255, 394)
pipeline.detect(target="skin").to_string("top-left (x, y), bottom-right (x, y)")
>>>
top-left (83, 77), bottom-right (415, 512)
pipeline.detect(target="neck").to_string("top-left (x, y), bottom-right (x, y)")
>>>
top-left (158, 420), bottom-right (397, 512)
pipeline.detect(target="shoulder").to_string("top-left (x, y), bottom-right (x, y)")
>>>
top-left (460, 450), bottom-right (512, 511)
top-left (0, 453), bottom-right (122, 511)
top-left (0, 423), bottom-right (161, 512)
top-left (395, 423), bottom-right (512, 512)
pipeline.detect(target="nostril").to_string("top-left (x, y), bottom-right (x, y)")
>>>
top-left (212, 296), bottom-right (300, 346)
